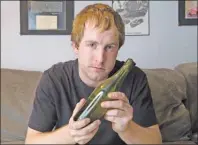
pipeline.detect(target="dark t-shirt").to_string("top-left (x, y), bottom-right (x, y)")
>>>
top-left (28, 59), bottom-right (157, 144)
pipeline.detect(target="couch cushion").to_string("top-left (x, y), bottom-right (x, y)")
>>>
top-left (174, 62), bottom-right (197, 139)
top-left (143, 68), bottom-right (192, 142)
top-left (1, 68), bottom-right (42, 142)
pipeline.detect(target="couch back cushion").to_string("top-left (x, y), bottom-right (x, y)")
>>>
top-left (1, 68), bottom-right (42, 142)
top-left (174, 62), bottom-right (197, 140)
top-left (143, 68), bottom-right (192, 142)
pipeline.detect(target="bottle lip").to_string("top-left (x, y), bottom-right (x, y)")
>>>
top-left (122, 59), bottom-right (134, 71)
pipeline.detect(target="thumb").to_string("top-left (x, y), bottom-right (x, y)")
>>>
top-left (72, 98), bottom-right (86, 118)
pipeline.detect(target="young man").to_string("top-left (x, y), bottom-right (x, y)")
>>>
top-left (25, 3), bottom-right (162, 144)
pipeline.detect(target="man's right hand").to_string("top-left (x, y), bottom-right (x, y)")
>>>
top-left (68, 98), bottom-right (101, 145)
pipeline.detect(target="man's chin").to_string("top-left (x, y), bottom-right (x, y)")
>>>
top-left (89, 74), bottom-right (107, 82)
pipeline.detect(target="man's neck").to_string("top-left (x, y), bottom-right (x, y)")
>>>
top-left (79, 71), bottom-right (105, 88)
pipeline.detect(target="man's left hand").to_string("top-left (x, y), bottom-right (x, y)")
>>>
top-left (101, 92), bottom-right (133, 133)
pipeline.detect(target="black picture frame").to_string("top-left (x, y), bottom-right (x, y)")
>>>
top-left (178, 1), bottom-right (198, 26)
top-left (20, 1), bottom-right (74, 35)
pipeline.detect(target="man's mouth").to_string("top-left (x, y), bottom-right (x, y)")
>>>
top-left (90, 66), bottom-right (105, 71)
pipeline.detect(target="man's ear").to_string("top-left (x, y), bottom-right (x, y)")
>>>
top-left (72, 41), bottom-right (79, 55)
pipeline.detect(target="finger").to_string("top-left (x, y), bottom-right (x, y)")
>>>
top-left (104, 115), bottom-right (120, 123)
top-left (75, 120), bottom-right (101, 136)
top-left (106, 109), bottom-right (125, 117)
top-left (72, 98), bottom-right (86, 118)
top-left (101, 100), bottom-right (130, 111)
top-left (76, 126), bottom-right (99, 144)
top-left (70, 118), bottom-right (91, 130)
top-left (108, 92), bottom-right (129, 103)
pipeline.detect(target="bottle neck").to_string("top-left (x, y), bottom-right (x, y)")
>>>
top-left (110, 60), bottom-right (133, 90)
top-left (99, 59), bottom-right (134, 91)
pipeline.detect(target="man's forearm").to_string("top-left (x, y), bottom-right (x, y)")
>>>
top-left (25, 125), bottom-right (75, 144)
top-left (118, 121), bottom-right (162, 144)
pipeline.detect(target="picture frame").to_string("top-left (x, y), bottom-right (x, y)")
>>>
top-left (178, 1), bottom-right (198, 26)
top-left (20, 1), bottom-right (74, 35)
top-left (112, 0), bottom-right (150, 36)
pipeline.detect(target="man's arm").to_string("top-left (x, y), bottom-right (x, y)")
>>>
top-left (101, 92), bottom-right (162, 144)
top-left (25, 98), bottom-right (101, 144)
top-left (25, 125), bottom-right (74, 144)
top-left (25, 70), bottom-right (75, 144)
top-left (118, 122), bottom-right (162, 144)
top-left (117, 69), bottom-right (162, 144)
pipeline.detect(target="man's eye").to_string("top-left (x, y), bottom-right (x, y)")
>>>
top-left (88, 43), bottom-right (96, 48)
top-left (105, 45), bottom-right (114, 50)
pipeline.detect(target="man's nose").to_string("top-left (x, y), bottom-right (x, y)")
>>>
top-left (95, 47), bottom-right (105, 64)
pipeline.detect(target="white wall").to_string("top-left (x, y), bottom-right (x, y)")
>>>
top-left (1, 1), bottom-right (197, 71)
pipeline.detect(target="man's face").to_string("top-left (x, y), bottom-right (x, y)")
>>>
top-left (73, 23), bottom-right (119, 85)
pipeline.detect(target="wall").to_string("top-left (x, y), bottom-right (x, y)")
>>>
top-left (1, 1), bottom-right (197, 71)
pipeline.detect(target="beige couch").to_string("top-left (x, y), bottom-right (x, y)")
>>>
top-left (1, 62), bottom-right (197, 144)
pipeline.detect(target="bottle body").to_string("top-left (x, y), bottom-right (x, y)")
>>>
top-left (73, 58), bottom-right (135, 122)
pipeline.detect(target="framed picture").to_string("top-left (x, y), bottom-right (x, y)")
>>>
top-left (178, 0), bottom-right (198, 26)
top-left (112, 0), bottom-right (150, 36)
top-left (20, 1), bottom-right (74, 35)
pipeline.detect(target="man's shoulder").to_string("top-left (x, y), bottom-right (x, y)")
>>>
top-left (43, 59), bottom-right (77, 78)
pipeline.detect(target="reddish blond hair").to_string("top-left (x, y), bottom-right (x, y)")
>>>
top-left (71, 3), bottom-right (125, 49)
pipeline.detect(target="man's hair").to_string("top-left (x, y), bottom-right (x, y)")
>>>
top-left (71, 3), bottom-right (125, 49)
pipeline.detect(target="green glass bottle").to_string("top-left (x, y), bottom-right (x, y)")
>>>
top-left (74, 58), bottom-right (135, 122)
